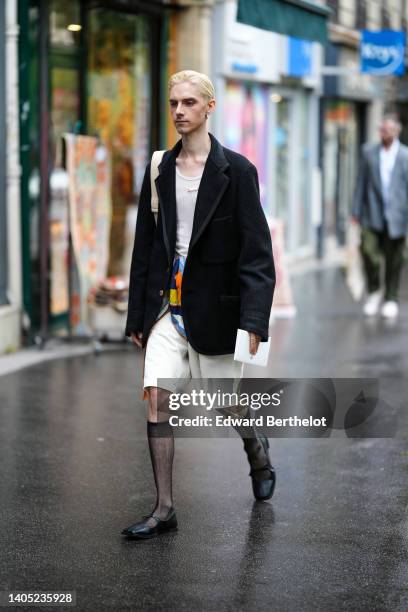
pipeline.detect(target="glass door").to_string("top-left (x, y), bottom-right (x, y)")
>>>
top-left (49, 0), bottom-right (81, 330)
top-left (296, 93), bottom-right (311, 251)
top-left (270, 89), bottom-right (314, 257)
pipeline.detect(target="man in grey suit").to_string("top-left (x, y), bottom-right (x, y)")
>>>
top-left (353, 114), bottom-right (408, 318)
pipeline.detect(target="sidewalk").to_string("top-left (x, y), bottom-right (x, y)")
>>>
top-left (0, 336), bottom-right (129, 377)
top-left (1, 266), bottom-right (407, 611)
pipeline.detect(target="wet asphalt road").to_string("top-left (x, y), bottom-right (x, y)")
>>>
top-left (0, 268), bottom-right (407, 611)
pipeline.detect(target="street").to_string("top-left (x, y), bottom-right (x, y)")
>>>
top-left (1, 267), bottom-right (407, 611)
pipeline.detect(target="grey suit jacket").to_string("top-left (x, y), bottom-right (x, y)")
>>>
top-left (353, 141), bottom-right (408, 238)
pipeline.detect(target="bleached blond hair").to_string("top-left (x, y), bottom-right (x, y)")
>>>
top-left (168, 70), bottom-right (215, 102)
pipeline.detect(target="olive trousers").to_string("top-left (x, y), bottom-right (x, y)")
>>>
top-left (360, 225), bottom-right (406, 301)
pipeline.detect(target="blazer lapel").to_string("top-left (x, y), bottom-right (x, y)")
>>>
top-left (188, 133), bottom-right (230, 254)
top-left (389, 144), bottom-right (403, 196)
top-left (155, 139), bottom-right (182, 265)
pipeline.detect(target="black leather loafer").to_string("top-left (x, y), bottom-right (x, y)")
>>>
top-left (250, 435), bottom-right (276, 501)
top-left (121, 508), bottom-right (178, 539)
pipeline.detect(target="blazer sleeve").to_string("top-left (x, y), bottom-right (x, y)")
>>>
top-left (353, 146), bottom-right (368, 221)
top-left (237, 163), bottom-right (276, 341)
top-left (125, 162), bottom-right (156, 337)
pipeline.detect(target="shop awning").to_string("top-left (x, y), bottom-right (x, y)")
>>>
top-left (237, 0), bottom-right (330, 45)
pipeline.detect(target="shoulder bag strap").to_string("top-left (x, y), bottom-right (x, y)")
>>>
top-left (150, 150), bottom-right (166, 224)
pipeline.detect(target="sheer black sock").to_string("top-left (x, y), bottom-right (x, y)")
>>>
top-left (217, 405), bottom-right (270, 474)
top-left (146, 420), bottom-right (175, 524)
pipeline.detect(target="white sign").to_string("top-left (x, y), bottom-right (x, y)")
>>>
top-left (215, 1), bottom-right (280, 83)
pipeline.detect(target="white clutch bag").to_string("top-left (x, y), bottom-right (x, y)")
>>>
top-left (233, 329), bottom-right (271, 367)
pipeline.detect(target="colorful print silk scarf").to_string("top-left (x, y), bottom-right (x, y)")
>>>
top-left (168, 254), bottom-right (186, 338)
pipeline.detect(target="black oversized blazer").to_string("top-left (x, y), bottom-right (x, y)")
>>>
top-left (125, 132), bottom-right (275, 355)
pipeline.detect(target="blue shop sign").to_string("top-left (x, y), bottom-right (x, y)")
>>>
top-left (361, 30), bottom-right (405, 76)
top-left (288, 37), bottom-right (312, 77)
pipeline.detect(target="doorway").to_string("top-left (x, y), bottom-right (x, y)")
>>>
top-left (270, 89), bottom-right (314, 257)
top-left (323, 100), bottom-right (365, 247)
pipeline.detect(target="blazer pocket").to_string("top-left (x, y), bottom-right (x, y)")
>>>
top-left (212, 214), bottom-right (233, 223)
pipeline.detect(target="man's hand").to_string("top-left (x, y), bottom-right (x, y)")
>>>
top-left (351, 215), bottom-right (360, 226)
top-left (248, 332), bottom-right (261, 355)
top-left (130, 331), bottom-right (143, 348)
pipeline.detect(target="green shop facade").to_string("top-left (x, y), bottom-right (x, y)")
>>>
top-left (18, 0), bottom-right (172, 344)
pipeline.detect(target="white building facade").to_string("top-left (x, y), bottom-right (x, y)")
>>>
top-left (211, 0), bottom-right (324, 259)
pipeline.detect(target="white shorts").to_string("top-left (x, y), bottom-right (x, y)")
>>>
top-left (142, 309), bottom-right (244, 399)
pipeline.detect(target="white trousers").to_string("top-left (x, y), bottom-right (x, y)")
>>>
top-left (142, 309), bottom-right (244, 399)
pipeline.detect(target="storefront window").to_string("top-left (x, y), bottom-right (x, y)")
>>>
top-left (20, 0), bottom-right (42, 331)
top-left (223, 80), bottom-right (269, 207)
top-left (48, 0), bottom-right (81, 324)
top-left (20, 1), bottom-right (158, 338)
top-left (323, 100), bottom-right (359, 245)
top-left (275, 97), bottom-right (291, 245)
top-left (297, 94), bottom-right (311, 248)
top-left (50, 0), bottom-right (81, 141)
top-left (271, 91), bottom-right (315, 256)
top-left (87, 9), bottom-right (152, 276)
